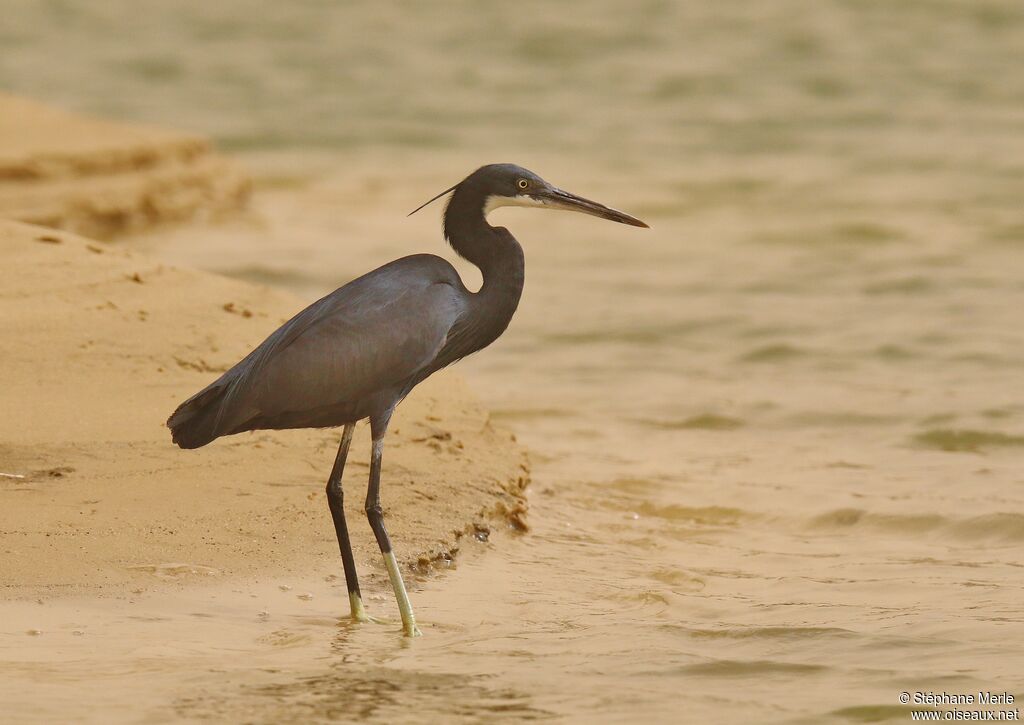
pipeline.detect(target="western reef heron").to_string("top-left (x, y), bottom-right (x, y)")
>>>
top-left (167, 163), bottom-right (648, 636)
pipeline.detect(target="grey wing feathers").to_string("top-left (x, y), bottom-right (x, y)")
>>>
top-left (170, 255), bottom-right (467, 444)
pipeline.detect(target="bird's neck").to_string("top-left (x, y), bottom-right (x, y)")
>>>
top-left (443, 186), bottom-right (525, 334)
top-left (444, 188), bottom-right (525, 299)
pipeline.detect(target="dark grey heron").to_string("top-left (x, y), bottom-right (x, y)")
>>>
top-left (167, 163), bottom-right (647, 636)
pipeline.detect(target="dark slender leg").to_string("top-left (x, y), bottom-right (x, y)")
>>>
top-left (325, 424), bottom-right (369, 621)
top-left (365, 411), bottom-right (421, 636)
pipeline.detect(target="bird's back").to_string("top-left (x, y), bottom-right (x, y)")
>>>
top-left (168, 254), bottom-right (469, 448)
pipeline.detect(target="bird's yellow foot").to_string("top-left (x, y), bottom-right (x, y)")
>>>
top-left (349, 592), bottom-right (383, 623)
top-left (404, 623), bottom-right (423, 637)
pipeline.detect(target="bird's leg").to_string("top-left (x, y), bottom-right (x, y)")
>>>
top-left (365, 416), bottom-right (421, 637)
top-left (325, 424), bottom-right (371, 622)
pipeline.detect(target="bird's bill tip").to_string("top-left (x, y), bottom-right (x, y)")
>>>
top-left (541, 188), bottom-right (649, 228)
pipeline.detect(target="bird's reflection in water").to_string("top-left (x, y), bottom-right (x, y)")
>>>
top-left (171, 609), bottom-right (551, 723)
top-left (180, 645), bottom-right (551, 722)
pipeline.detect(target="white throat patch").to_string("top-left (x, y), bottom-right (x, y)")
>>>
top-left (483, 194), bottom-right (548, 218)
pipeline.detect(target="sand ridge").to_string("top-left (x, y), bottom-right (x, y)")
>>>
top-left (0, 219), bottom-right (529, 598)
top-left (0, 93), bottom-right (250, 237)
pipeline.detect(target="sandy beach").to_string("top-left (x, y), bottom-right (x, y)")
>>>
top-left (0, 216), bottom-right (527, 597)
top-left (0, 97), bottom-right (527, 603)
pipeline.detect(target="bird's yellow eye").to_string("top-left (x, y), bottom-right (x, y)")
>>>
top-left (517, 179), bottom-right (529, 189)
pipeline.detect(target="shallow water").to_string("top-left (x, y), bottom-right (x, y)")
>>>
top-left (4, 1), bottom-right (1024, 722)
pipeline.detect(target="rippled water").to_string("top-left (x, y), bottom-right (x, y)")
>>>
top-left (3, 1), bottom-right (1024, 722)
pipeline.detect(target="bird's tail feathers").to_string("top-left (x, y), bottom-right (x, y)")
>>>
top-left (167, 383), bottom-right (228, 449)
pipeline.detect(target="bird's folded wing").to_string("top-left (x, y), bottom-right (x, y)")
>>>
top-left (216, 277), bottom-right (465, 429)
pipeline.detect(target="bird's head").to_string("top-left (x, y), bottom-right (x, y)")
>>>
top-left (409, 163), bottom-right (649, 228)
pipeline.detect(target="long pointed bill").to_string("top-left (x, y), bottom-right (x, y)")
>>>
top-left (536, 187), bottom-right (649, 228)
